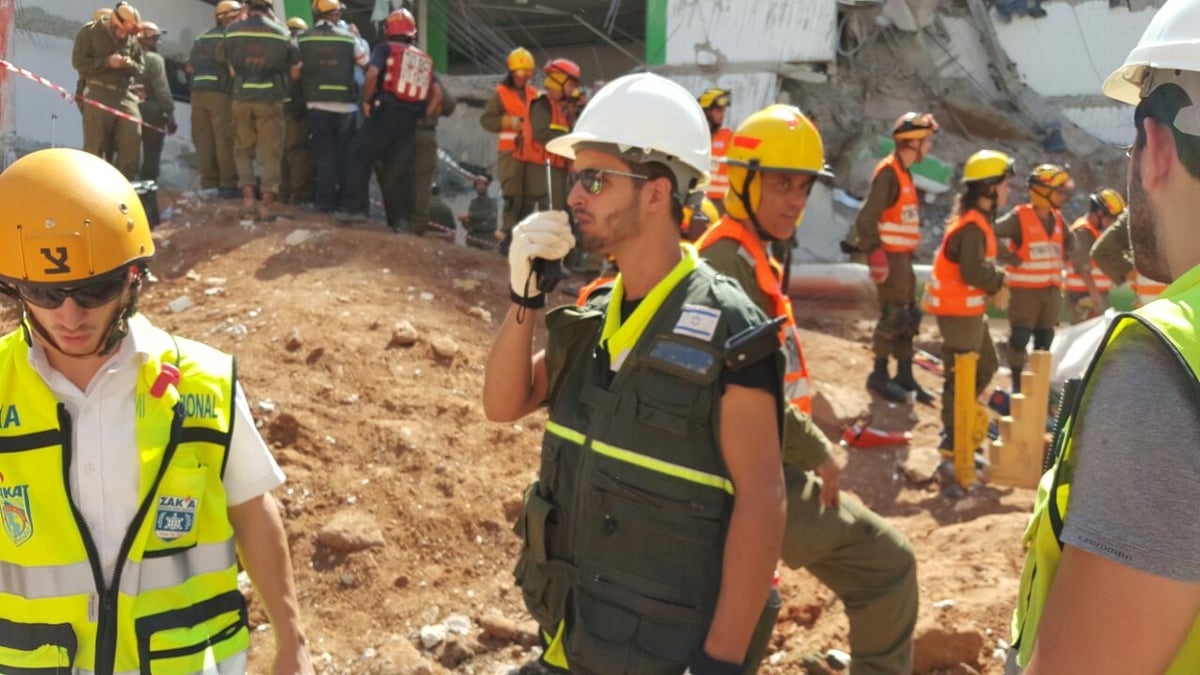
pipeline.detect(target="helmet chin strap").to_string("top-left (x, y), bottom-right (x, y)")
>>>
top-left (735, 168), bottom-right (788, 243)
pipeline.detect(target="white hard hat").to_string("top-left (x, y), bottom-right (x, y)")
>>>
top-left (1103, 0), bottom-right (1200, 105)
top-left (546, 72), bottom-right (710, 197)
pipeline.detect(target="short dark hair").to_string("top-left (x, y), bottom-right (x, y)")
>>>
top-left (628, 160), bottom-right (684, 225)
top-left (1135, 83), bottom-right (1200, 180)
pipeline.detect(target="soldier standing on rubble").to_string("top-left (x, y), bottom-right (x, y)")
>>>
top-left (484, 72), bottom-right (785, 674)
top-left (136, 21), bottom-right (177, 183)
top-left (71, 1), bottom-right (145, 179)
top-left (993, 164), bottom-right (1073, 393)
top-left (921, 150), bottom-right (1013, 468)
top-left (852, 112), bottom-right (940, 405)
top-left (480, 47), bottom-right (545, 252)
top-left (1063, 188), bottom-right (1125, 322)
top-left (699, 103), bottom-right (919, 674)
top-left (188, 0), bottom-right (242, 199)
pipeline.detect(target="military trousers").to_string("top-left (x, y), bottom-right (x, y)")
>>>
top-left (190, 90), bottom-right (237, 191)
top-left (936, 314), bottom-right (999, 438)
top-left (82, 102), bottom-right (141, 179)
top-left (280, 110), bottom-right (313, 204)
top-left (781, 465), bottom-right (918, 675)
top-left (232, 100), bottom-right (284, 196)
top-left (497, 152), bottom-right (548, 232)
top-left (1005, 285), bottom-right (1061, 372)
top-left (411, 124), bottom-right (439, 234)
top-left (140, 124), bottom-right (165, 182)
top-left (872, 251), bottom-right (918, 361)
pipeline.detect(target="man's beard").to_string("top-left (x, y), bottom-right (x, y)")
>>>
top-left (578, 196), bottom-right (640, 254)
top-left (1128, 158), bottom-right (1172, 283)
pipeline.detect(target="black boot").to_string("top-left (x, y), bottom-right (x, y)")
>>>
top-left (867, 358), bottom-right (910, 403)
top-left (894, 359), bottom-right (937, 405)
top-left (1011, 365), bottom-right (1024, 394)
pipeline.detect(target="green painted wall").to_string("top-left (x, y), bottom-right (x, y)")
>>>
top-left (427, 0), bottom-right (448, 73)
top-left (283, 0), bottom-right (312, 25)
top-left (645, 0), bottom-right (667, 66)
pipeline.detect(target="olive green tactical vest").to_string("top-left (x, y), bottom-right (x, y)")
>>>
top-left (514, 261), bottom-right (781, 674)
top-left (297, 25), bottom-right (358, 105)
top-left (189, 25), bottom-right (231, 93)
top-left (224, 15), bottom-right (292, 103)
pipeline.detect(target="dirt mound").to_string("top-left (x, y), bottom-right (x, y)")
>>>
top-left (0, 195), bottom-right (1038, 674)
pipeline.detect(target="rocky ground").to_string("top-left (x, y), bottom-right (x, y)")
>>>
top-left (2, 194), bottom-right (1037, 674)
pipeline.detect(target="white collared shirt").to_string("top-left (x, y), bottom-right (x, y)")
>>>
top-left (28, 321), bottom-right (284, 586)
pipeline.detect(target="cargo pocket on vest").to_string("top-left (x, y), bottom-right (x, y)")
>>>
top-left (145, 466), bottom-right (207, 557)
top-left (0, 619), bottom-right (76, 672)
top-left (513, 482), bottom-right (570, 628)
top-left (135, 589), bottom-right (248, 672)
top-left (566, 581), bottom-right (705, 674)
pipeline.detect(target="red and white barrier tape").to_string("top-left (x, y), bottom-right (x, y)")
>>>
top-left (370, 198), bottom-right (499, 250)
top-left (0, 58), bottom-right (169, 135)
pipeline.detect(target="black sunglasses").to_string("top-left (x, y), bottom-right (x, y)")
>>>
top-left (16, 271), bottom-right (130, 310)
top-left (567, 168), bottom-right (648, 196)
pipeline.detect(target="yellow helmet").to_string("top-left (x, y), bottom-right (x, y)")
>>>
top-left (0, 149), bottom-right (153, 285)
top-left (1028, 163), bottom-right (1074, 207)
top-left (311, 0), bottom-right (340, 15)
top-left (892, 111), bottom-right (939, 141)
top-left (698, 88), bottom-right (731, 111)
top-left (286, 17), bottom-right (308, 31)
top-left (92, 7), bottom-right (113, 21)
top-left (215, 0), bottom-right (242, 20)
top-left (111, 2), bottom-right (141, 32)
top-left (1090, 188), bottom-right (1126, 217)
top-left (507, 47), bottom-right (534, 73)
top-left (722, 104), bottom-right (833, 220)
top-left (962, 149), bottom-right (1015, 184)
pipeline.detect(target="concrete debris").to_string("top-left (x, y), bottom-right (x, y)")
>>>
top-left (317, 509), bottom-right (386, 553)
top-left (285, 329), bottom-right (303, 352)
top-left (419, 624), bottom-right (447, 649)
top-left (167, 296), bottom-right (194, 313)
top-left (431, 336), bottom-right (460, 359)
top-left (436, 637), bottom-right (474, 668)
top-left (389, 320), bottom-right (420, 348)
top-left (256, 399), bottom-right (276, 414)
top-left (466, 306), bottom-right (492, 323)
top-left (285, 229), bottom-right (315, 246)
top-left (453, 279), bottom-right (482, 292)
top-left (445, 614), bottom-right (472, 636)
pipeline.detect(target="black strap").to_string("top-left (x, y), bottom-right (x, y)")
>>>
top-left (0, 429), bottom-right (63, 454)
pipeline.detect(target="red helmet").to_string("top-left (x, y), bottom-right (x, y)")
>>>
top-left (544, 58), bottom-right (581, 80)
top-left (385, 9), bottom-right (416, 38)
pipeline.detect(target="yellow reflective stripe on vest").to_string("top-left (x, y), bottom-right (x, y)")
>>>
top-left (72, 651), bottom-right (247, 675)
top-left (297, 35), bottom-right (355, 44)
top-left (545, 421), bottom-right (734, 495)
top-left (240, 82), bottom-right (275, 89)
top-left (224, 31), bottom-right (289, 41)
top-left (193, 75), bottom-right (219, 82)
top-left (602, 244), bottom-right (700, 369)
top-left (317, 84), bottom-right (349, 91)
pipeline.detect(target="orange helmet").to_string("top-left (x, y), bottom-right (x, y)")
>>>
top-left (385, 8), bottom-right (416, 38)
top-left (544, 58), bottom-right (580, 80)
top-left (507, 47), bottom-right (534, 73)
top-left (1090, 188), bottom-right (1125, 217)
top-left (893, 112), bottom-right (938, 141)
top-left (111, 2), bottom-right (142, 32)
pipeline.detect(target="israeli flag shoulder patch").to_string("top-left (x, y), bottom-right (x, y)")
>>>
top-left (673, 304), bottom-right (721, 342)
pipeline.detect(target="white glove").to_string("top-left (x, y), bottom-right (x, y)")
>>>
top-left (509, 210), bottom-right (576, 299)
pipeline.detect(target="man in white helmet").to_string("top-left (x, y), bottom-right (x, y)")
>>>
top-left (1008, 1), bottom-right (1200, 673)
top-left (483, 73), bottom-right (787, 674)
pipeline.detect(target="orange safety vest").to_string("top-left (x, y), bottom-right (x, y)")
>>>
top-left (698, 216), bottom-right (812, 412)
top-left (706, 127), bottom-right (733, 202)
top-left (874, 155), bottom-right (921, 253)
top-left (495, 82), bottom-right (538, 156)
top-left (1063, 217), bottom-right (1114, 293)
top-left (922, 209), bottom-right (997, 317)
top-left (575, 275), bottom-right (616, 307)
top-left (1134, 272), bottom-right (1168, 307)
top-left (1005, 204), bottom-right (1064, 288)
top-left (535, 95), bottom-right (572, 170)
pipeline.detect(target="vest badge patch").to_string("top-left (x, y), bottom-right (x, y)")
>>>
top-left (155, 496), bottom-right (197, 541)
top-left (0, 482), bottom-right (34, 547)
top-left (674, 304), bottom-right (721, 342)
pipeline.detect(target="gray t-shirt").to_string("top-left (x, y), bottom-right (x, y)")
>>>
top-left (1061, 321), bottom-right (1200, 582)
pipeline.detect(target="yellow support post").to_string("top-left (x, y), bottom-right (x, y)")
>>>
top-left (953, 352), bottom-right (989, 489)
